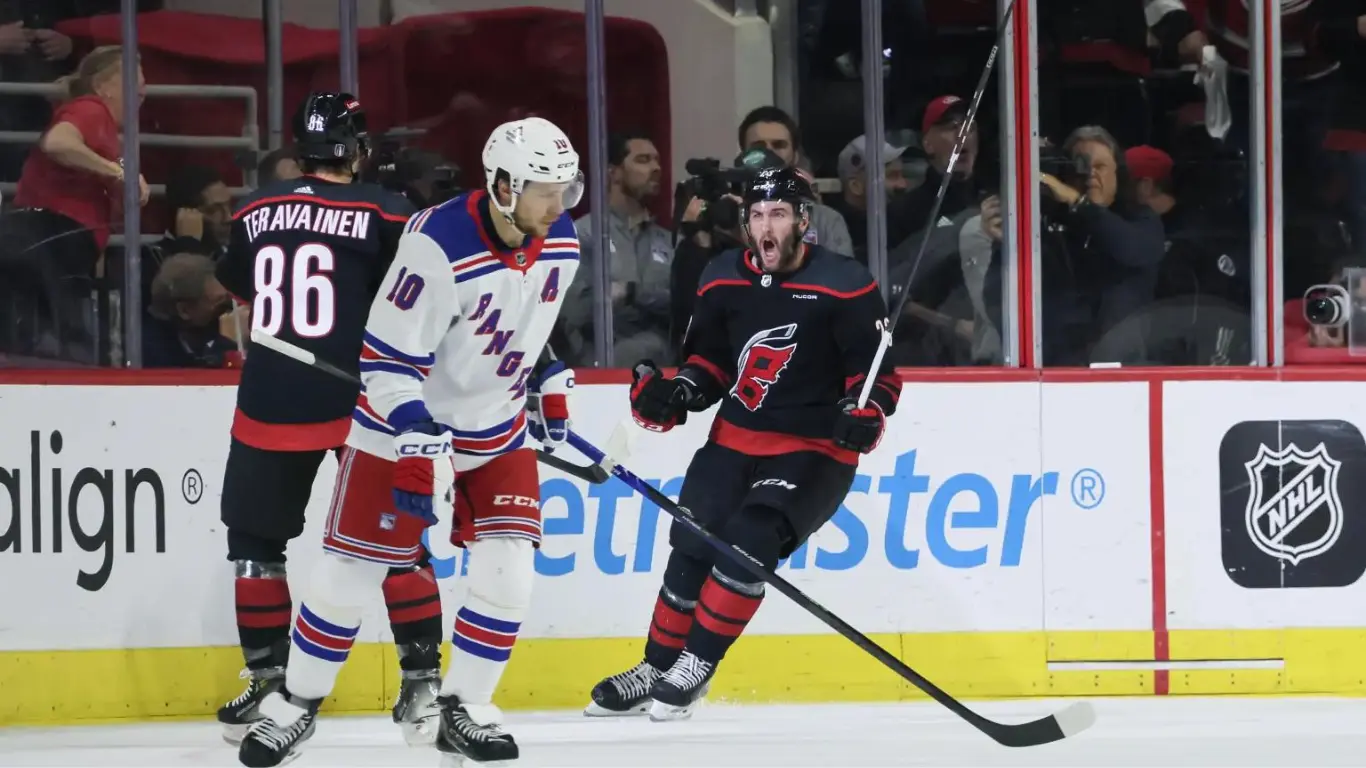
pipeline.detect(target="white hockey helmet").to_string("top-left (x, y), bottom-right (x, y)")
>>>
top-left (482, 117), bottom-right (584, 220)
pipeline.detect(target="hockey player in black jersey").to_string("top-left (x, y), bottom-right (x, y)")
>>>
top-left (214, 93), bottom-right (444, 761)
top-left (587, 166), bottom-right (903, 721)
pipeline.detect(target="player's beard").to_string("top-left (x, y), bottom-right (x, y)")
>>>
top-left (754, 223), bottom-right (805, 274)
top-left (512, 207), bottom-right (553, 239)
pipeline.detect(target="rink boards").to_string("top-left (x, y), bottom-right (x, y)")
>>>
top-left (4, 368), bottom-right (1366, 725)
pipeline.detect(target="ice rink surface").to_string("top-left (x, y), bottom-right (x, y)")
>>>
top-left (3, 697), bottom-right (1366, 767)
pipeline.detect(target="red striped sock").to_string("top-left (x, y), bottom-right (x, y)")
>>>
top-left (686, 574), bottom-right (763, 664)
top-left (235, 576), bottom-right (291, 669)
top-left (383, 565), bottom-right (443, 671)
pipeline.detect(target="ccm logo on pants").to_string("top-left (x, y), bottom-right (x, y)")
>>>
top-left (494, 494), bottom-right (539, 509)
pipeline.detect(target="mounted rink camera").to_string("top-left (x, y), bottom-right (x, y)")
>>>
top-left (1303, 283), bottom-right (1350, 327)
top-left (1304, 267), bottom-right (1366, 354)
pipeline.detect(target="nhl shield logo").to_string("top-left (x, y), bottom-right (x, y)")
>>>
top-left (1243, 442), bottom-right (1344, 565)
top-left (515, 251), bottom-right (527, 266)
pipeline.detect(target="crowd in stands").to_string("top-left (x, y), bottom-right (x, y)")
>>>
top-left (0, 0), bottom-right (1363, 370)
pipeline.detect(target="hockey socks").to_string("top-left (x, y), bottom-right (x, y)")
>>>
top-left (383, 564), bottom-right (444, 671)
top-left (288, 602), bottom-right (361, 700)
top-left (283, 554), bottom-right (386, 701)
top-left (645, 587), bottom-right (696, 670)
top-left (686, 570), bottom-right (764, 664)
top-left (234, 572), bottom-right (292, 670)
top-left (642, 548), bottom-right (712, 669)
top-left (441, 539), bottom-right (533, 705)
top-left (445, 603), bottom-right (521, 700)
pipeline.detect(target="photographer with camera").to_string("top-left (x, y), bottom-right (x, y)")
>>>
top-left (560, 132), bottom-right (673, 366)
top-left (362, 141), bottom-right (461, 208)
top-left (667, 151), bottom-right (760, 354)
top-left (1028, 125), bottom-right (1165, 364)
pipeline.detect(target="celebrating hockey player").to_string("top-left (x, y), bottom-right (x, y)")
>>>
top-left (214, 92), bottom-right (449, 746)
top-left (238, 116), bottom-right (582, 767)
top-left (586, 166), bottom-right (902, 721)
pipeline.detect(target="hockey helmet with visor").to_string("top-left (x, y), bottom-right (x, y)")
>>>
top-left (482, 117), bottom-right (585, 222)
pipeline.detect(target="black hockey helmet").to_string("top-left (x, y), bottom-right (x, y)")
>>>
top-left (293, 91), bottom-right (370, 164)
top-left (742, 166), bottom-right (814, 216)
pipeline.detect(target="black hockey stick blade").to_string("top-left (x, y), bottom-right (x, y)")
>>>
top-left (248, 329), bottom-right (574, 474)
top-left (566, 430), bottom-right (1097, 747)
top-left (535, 448), bottom-right (610, 483)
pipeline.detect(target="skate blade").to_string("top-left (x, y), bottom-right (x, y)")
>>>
top-left (647, 697), bottom-right (703, 722)
top-left (439, 752), bottom-right (517, 768)
top-left (399, 715), bottom-right (440, 746)
top-left (583, 699), bottom-right (651, 718)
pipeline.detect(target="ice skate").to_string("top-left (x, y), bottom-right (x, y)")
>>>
top-left (435, 694), bottom-right (519, 766)
top-left (218, 666), bottom-right (285, 745)
top-left (585, 660), bottom-right (662, 717)
top-left (648, 650), bottom-right (714, 722)
top-left (236, 689), bottom-right (320, 767)
top-left (392, 668), bottom-right (442, 745)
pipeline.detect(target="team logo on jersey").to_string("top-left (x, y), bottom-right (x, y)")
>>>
top-left (731, 323), bottom-right (798, 412)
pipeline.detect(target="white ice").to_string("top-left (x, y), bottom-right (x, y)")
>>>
top-left (2, 697), bottom-right (1365, 767)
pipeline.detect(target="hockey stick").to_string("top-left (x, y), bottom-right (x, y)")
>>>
top-left (248, 329), bottom-right (607, 482)
top-left (563, 428), bottom-right (1096, 748)
top-left (858, 0), bottom-right (1018, 408)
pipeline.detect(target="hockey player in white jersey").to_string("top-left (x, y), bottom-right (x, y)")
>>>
top-left (237, 117), bottom-right (582, 768)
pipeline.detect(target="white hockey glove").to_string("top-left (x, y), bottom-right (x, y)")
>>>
top-left (527, 360), bottom-right (574, 450)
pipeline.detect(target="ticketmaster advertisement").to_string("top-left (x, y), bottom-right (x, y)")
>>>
top-left (0, 379), bottom-right (1145, 651)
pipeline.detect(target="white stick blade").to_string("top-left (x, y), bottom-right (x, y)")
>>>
top-left (605, 421), bottom-right (633, 462)
top-left (1052, 701), bottom-right (1097, 738)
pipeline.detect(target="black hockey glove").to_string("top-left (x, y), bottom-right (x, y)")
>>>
top-left (832, 397), bottom-right (885, 454)
top-left (630, 361), bottom-right (691, 433)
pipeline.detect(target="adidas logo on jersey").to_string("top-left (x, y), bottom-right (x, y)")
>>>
top-left (294, 185), bottom-right (315, 194)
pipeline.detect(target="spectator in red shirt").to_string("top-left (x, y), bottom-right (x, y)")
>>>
top-left (0, 45), bottom-right (147, 364)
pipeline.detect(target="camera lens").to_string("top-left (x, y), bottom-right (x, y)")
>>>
top-left (1305, 296), bottom-right (1343, 326)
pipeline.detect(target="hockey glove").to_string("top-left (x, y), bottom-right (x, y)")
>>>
top-left (832, 397), bottom-right (885, 454)
top-left (528, 360), bottom-right (574, 450)
top-left (630, 361), bottom-right (691, 433)
top-left (392, 421), bottom-right (456, 526)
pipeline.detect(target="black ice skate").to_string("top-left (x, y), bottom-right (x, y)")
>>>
top-left (392, 668), bottom-right (442, 745)
top-left (648, 650), bottom-right (714, 722)
top-left (434, 694), bottom-right (518, 766)
top-left (585, 660), bottom-right (662, 717)
top-left (237, 689), bottom-right (320, 768)
top-left (218, 666), bottom-right (285, 745)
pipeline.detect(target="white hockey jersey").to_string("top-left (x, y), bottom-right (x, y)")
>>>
top-left (348, 190), bottom-right (579, 465)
